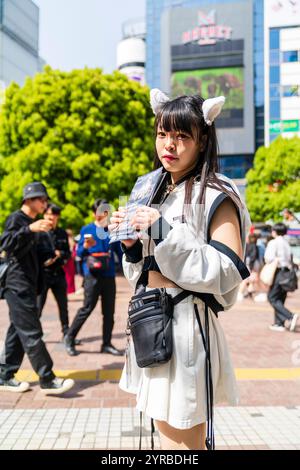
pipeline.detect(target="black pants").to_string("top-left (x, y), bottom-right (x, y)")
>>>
top-left (37, 272), bottom-right (69, 335)
top-left (268, 269), bottom-right (294, 326)
top-left (67, 276), bottom-right (116, 346)
top-left (0, 289), bottom-right (55, 384)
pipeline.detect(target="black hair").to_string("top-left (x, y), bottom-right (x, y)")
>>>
top-left (46, 203), bottom-right (61, 215)
top-left (272, 223), bottom-right (287, 236)
top-left (92, 199), bottom-right (109, 214)
top-left (153, 95), bottom-right (242, 214)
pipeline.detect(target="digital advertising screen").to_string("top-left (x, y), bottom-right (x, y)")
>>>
top-left (171, 67), bottom-right (244, 128)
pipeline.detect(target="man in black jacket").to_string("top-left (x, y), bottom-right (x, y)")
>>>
top-left (37, 204), bottom-right (71, 338)
top-left (0, 182), bottom-right (74, 394)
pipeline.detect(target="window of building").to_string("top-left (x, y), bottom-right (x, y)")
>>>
top-left (270, 84), bottom-right (280, 98)
top-left (269, 66), bottom-right (280, 84)
top-left (282, 85), bottom-right (300, 97)
top-left (270, 100), bottom-right (280, 119)
top-left (269, 29), bottom-right (279, 50)
top-left (269, 50), bottom-right (280, 65)
top-left (282, 50), bottom-right (299, 63)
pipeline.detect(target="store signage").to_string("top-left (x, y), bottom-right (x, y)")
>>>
top-left (270, 119), bottom-right (300, 133)
top-left (283, 120), bottom-right (300, 132)
top-left (182, 9), bottom-right (233, 46)
top-left (267, 0), bottom-right (300, 28)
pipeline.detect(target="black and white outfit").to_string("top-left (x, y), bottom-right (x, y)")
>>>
top-left (37, 228), bottom-right (71, 335)
top-left (0, 210), bottom-right (55, 385)
top-left (265, 236), bottom-right (295, 327)
top-left (119, 173), bottom-right (251, 429)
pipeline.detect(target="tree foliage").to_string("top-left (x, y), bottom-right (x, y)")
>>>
top-left (245, 136), bottom-right (300, 222)
top-left (0, 66), bottom-right (154, 230)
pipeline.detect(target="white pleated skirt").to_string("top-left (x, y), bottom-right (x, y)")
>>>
top-left (119, 286), bottom-right (239, 430)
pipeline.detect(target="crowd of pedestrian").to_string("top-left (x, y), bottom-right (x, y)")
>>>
top-left (0, 178), bottom-right (298, 400)
top-left (0, 183), bottom-right (123, 395)
top-left (238, 220), bottom-right (299, 333)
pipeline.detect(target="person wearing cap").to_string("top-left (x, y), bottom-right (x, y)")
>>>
top-left (64, 199), bottom-right (123, 356)
top-left (0, 182), bottom-right (74, 394)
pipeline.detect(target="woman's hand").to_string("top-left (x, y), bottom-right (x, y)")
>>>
top-left (108, 208), bottom-right (138, 248)
top-left (108, 208), bottom-right (126, 232)
top-left (130, 206), bottom-right (160, 232)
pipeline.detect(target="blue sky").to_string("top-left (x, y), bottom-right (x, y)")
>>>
top-left (34, 0), bottom-right (146, 73)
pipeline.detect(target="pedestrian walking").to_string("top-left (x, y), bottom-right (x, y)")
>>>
top-left (109, 90), bottom-right (251, 450)
top-left (64, 199), bottom-right (123, 356)
top-left (0, 182), bottom-right (74, 394)
top-left (239, 233), bottom-right (262, 300)
top-left (37, 204), bottom-right (71, 338)
top-left (265, 223), bottom-right (299, 332)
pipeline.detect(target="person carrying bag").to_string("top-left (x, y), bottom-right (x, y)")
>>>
top-left (265, 223), bottom-right (299, 332)
top-left (109, 90), bottom-right (252, 451)
top-left (64, 199), bottom-right (123, 357)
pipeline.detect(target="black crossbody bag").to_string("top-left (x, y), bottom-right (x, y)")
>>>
top-left (128, 286), bottom-right (192, 368)
top-left (0, 257), bottom-right (10, 294)
top-left (277, 255), bottom-right (298, 292)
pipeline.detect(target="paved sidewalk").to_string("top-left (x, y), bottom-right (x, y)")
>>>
top-left (0, 275), bottom-right (300, 449)
top-left (1, 406), bottom-right (300, 450)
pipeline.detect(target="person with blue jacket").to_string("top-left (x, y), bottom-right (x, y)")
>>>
top-left (64, 199), bottom-right (123, 356)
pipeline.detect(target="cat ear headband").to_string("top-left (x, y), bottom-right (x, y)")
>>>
top-left (150, 88), bottom-right (225, 126)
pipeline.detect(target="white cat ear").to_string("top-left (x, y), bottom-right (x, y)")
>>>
top-left (150, 88), bottom-right (170, 115)
top-left (202, 96), bottom-right (225, 126)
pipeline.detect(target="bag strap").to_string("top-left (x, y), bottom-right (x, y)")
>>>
top-left (194, 302), bottom-right (215, 450)
top-left (172, 290), bottom-right (193, 305)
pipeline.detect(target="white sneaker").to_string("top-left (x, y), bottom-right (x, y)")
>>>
top-left (269, 324), bottom-right (285, 332)
top-left (40, 377), bottom-right (75, 395)
top-left (290, 314), bottom-right (299, 332)
top-left (0, 377), bottom-right (30, 393)
top-left (254, 293), bottom-right (267, 302)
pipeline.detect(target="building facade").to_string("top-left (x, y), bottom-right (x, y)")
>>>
top-left (146, 0), bottom-right (264, 180)
top-left (0, 0), bottom-right (44, 93)
top-left (117, 18), bottom-right (146, 85)
top-left (264, 0), bottom-right (300, 145)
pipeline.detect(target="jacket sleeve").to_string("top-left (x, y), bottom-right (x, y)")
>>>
top-left (154, 223), bottom-right (249, 300)
top-left (264, 239), bottom-right (276, 264)
top-left (36, 232), bottom-right (56, 264)
top-left (121, 240), bottom-right (144, 290)
top-left (0, 214), bottom-right (34, 256)
top-left (76, 229), bottom-right (89, 259)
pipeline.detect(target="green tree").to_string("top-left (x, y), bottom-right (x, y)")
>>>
top-left (0, 66), bottom-right (154, 230)
top-left (245, 136), bottom-right (300, 222)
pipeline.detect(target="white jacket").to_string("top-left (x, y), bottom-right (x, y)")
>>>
top-left (119, 173), bottom-right (252, 429)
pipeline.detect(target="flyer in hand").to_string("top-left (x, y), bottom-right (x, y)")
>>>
top-left (109, 167), bottom-right (164, 243)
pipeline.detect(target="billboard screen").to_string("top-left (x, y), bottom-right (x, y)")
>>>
top-left (171, 67), bottom-right (244, 128)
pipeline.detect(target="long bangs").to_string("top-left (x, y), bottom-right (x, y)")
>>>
top-left (155, 97), bottom-right (203, 141)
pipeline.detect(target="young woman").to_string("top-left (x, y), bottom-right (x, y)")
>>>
top-left (109, 90), bottom-right (251, 450)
